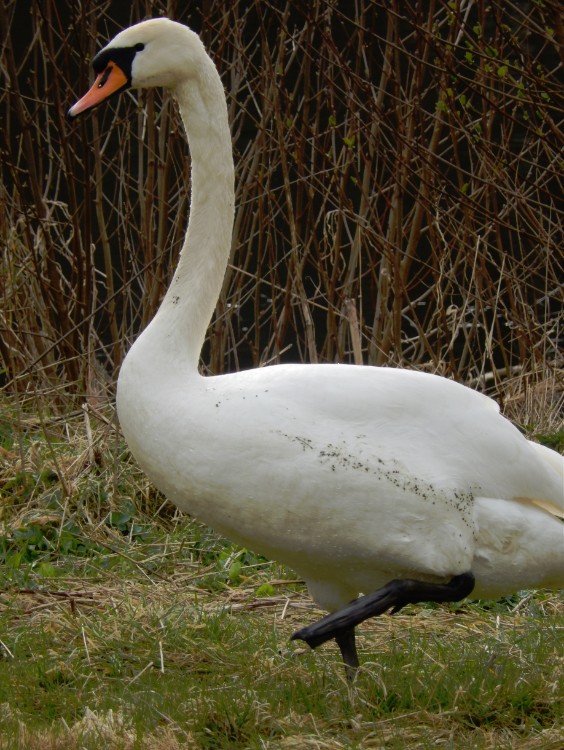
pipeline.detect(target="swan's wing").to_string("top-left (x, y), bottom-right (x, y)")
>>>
top-left (201, 364), bottom-right (563, 520)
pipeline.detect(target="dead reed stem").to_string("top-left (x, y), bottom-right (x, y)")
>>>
top-left (0, 0), bottom-right (561, 416)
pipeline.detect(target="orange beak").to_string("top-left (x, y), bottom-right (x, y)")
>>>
top-left (68, 63), bottom-right (128, 118)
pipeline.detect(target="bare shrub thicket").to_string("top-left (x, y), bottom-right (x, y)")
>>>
top-left (1, 0), bottom-right (562, 415)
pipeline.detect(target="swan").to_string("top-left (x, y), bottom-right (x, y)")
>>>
top-left (68, 18), bottom-right (564, 678)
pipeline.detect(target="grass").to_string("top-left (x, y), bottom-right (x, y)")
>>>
top-left (1, 396), bottom-right (563, 749)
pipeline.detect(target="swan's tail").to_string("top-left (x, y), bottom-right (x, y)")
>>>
top-left (519, 441), bottom-right (564, 519)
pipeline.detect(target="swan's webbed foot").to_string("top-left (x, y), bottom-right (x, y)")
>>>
top-left (291, 572), bottom-right (475, 676)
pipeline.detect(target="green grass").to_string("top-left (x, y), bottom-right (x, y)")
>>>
top-left (1, 400), bottom-right (563, 749)
top-left (1, 577), bottom-right (562, 749)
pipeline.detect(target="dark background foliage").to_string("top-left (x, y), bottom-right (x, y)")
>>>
top-left (1, 0), bottom-right (562, 410)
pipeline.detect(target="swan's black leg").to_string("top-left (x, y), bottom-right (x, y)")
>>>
top-left (292, 572), bottom-right (475, 669)
top-left (335, 627), bottom-right (359, 682)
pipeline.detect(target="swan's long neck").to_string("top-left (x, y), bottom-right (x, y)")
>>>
top-left (144, 57), bottom-right (235, 370)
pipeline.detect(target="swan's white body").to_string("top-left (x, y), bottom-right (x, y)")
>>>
top-left (85, 20), bottom-right (563, 615)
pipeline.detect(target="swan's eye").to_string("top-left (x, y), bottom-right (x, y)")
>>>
top-left (98, 66), bottom-right (113, 88)
top-left (134, 43), bottom-right (145, 51)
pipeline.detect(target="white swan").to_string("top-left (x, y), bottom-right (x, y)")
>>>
top-left (69, 18), bottom-right (564, 677)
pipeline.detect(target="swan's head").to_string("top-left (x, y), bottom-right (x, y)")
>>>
top-left (68, 19), bottom-right (206, 118)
